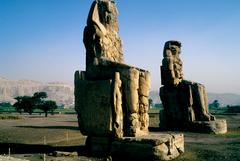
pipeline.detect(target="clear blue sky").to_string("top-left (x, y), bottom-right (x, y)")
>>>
top-left (0, 0), bottom-right (240, 94)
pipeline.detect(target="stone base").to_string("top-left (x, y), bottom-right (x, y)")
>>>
top-left (86, 133), bottom-right (184, 161)
top-left (189, 119), bottom-right (227, 134)
top-left (85, 136), bottom-right (112, 156)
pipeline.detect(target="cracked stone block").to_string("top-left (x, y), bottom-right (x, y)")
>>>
top-left (111, 133), bottom-right (184, 161)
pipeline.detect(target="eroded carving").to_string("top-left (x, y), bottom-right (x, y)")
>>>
top-left (160, 41), bottom-right (227, 134)
top-left (75, 0), bottom-right (150, 137)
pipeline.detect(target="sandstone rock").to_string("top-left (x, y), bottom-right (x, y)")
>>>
top-left (75, 0), bottom-right (150, 137)
top-left (159, 40), bottom-right (227, 134)
top-left (0, 76), bottom-right (74, 107)
top-left (74, 2), bottom-right (184, 161)
top-left (52, 151), bottom-right (78, 157)
top-left (139, 112), bottom-right (149, 132)
top-left (139, 71), bottom-right (151, 96)
top-left (74, 71), bottom-right (114, 137)
top-left (111, 133), bottom-right (184, 161)
top-left (112, 72), bottom-right (123, 138)
top-left (85, 136), bottom-right (112, 156)
top-left (124, 68), bottom-right (139, 114)
top-left (189, 119), bottom-right (227, 134)
top-left (139, 95), bottom-right (148, 106)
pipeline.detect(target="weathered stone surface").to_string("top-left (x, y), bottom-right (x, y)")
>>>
top-left (139, 71), bottom-right (151, 97)
top-left (111, 133), bottom-right (184, 161)
top-left (75, 71), bottom-right (113, 137)
top-left (172, 134), bottom-right (184, 153)
top-left (123, 68), bottom-right (139, 114)
top-left (75, 71), bottom-right (124, 138)
top-left (139, 113), bottom-right (149, 131)
top-left (74, 1), bottom-right (185, 160)
top-left (112, 72), bottom-right (123, 138)
top-left (84, 0), bottom-right (123, 80)
top-left (75, 0), bottom-right (151, 137)
top-left (85, 136), bottom-right (112, 156)
top-left (189, 119), bottom-right (227, 134)
top-left (52, 151), bottom-right (78, 157)
top-left (159, 40), bottom-right (227, 134)
top-left (161, 41), bottom-right (183, 87)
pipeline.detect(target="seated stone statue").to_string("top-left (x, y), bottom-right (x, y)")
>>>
top-left (160, 40), bottom-right (219, 130)
top-left (75, 0), bottom-right (150, 137)
top-left (74, 3), bottom-right (185, 159)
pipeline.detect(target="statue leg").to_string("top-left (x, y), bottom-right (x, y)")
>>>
top-left (192, 83), bottom-right (215, 121)
top-left (179, 82), bottom-right (195, 123)
top-left (202, 85), bottom-right (216, 121)
top-left (138, 71), bottom-right (150, 135)
top-left (112, 72), bottom-right (124, 138)
top-left (121, 68), bottom-right (140, 136)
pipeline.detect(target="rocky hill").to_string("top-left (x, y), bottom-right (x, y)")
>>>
top-left (149, 90), bottom-right (240, 106)
top-left (208, 93), bottom-right (240, 106)
top-left (0, 76), bottom-right (74, 107)
top-left (1, 76), bottom-right (239, 108)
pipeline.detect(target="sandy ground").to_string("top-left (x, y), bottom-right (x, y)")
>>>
top-left (0, 113), bottom-right (239, 161)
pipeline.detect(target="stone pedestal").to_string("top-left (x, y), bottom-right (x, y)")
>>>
top-left (86, 133), bottom-right (184, 161)
top-left (159, 109), bottom-right (227, 134)
top-left (188, 119), bottom-right (227, 134)
top-left (85, 136), bottom-right (112, 156)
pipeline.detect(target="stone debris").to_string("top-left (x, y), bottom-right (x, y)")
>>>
top-left (52, 151), bottom-right (78, 157)
top-left (111, 133), bottom-right (184, 161)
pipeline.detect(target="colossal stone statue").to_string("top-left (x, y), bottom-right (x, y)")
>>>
top-left (160, 40), bottom-right (227, 134)
top-left (74, 1), bottom-right (185, 160)
top-left (76, 0), bottom-right (150, 138)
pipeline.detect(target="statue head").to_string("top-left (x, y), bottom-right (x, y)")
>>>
top-left (163, 40), bottom-right (181, 58)
top-left (84, 0), bottom-right (124, 68)
top-left (161, 40), bottom-right (183, 86)
top-left (97, 0), bottom-right (118, 26)
top-left (87, 0), bottom-right (118, 34)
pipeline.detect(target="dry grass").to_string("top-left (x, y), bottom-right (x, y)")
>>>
top-left (0, 113), bottom-right (239, 161)
top-left (220, 130), bottom-right (240, 138)
top-left (0, 114), bottom-right (85, 145)
top-left (0, 114), bottom-right (22, 120)
top-left (150, 113), bottom-right (240, 161)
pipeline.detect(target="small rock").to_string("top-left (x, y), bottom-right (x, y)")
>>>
top-left (52, 151), bottom-right (78, 157)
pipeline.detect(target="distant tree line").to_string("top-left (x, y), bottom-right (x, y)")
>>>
top-left (13, 92), bottom-right (57, 117)
top-left (209, 100), bottom-right (220, 109)
top-left (226, 105), bottom-right (240, 113)
top-left (148, 98), bottom-right (163, 109)
top-left (0, 102), bottom-right (12, 107)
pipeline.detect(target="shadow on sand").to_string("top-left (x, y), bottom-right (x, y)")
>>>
top-left (0, 143), bottom-right (85, 155)
top-left (15, 126), bottom-right (79, 131)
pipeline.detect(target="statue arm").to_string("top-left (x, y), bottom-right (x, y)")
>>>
top-left (162, 57), bottom-right (175, 77)
top-left (94, 57), bottom-right (148, 72)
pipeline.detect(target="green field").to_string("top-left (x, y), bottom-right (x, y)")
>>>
top-left (0, 105), bottom-right (163, 115)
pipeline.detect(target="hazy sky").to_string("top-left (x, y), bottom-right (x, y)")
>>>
top-left (0, 0), bottom-right (240, 94)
